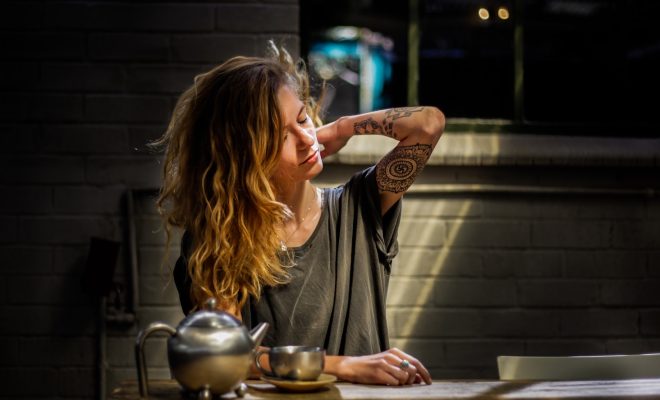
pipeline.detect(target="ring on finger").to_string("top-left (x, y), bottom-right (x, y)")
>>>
top-left (399, 359), bottom-right (410, 369)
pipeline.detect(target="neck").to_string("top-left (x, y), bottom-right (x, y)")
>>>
top-left (277, 180), bottom-right (316, 223)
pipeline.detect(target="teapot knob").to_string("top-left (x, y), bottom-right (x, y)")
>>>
top-left (204, 298), bottom-right (217, 310)
top-left (235, 382), bottom-right (247, 398)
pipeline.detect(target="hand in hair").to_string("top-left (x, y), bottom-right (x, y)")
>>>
top-left (316, 117), bottom-right (352, 158)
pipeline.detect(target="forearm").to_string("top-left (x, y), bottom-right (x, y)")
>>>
top-left (324, 351), bottom-right (433, 385)
top-left (337, 106), bottom-right (445, 145)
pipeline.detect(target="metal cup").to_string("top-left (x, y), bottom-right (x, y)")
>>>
top-left (255, 346), bottom-right (325, 381)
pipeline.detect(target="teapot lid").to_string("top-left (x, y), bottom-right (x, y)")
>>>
top-left (179, 298), bottom-right (243, 329)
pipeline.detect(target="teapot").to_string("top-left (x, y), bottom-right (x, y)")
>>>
top-left (135, 298), bottom-right (269, 399)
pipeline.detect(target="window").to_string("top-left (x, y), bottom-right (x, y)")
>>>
top-left (524, 0), bottom-right (660, 128)
top-left (301, 0), bottom-right (408, 122)
top-left (419, 0), bottom-right (514, 119)
top-left (301, 0), bottom-right (660, 135)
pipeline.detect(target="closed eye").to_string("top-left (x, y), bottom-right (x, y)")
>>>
top-left (297, 115), bottom-right (309, 125)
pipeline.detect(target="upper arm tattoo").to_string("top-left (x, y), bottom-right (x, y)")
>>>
top-left (376, 143), bottom-right (432, 193)
top-left (353, 106), bottom-right (425, 139)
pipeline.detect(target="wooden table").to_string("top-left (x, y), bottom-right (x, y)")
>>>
top-left (111, 378), bottom-right (660, 399)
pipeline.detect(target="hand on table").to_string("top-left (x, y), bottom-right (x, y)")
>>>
top-left (329, 347), bottom-right (432, 386)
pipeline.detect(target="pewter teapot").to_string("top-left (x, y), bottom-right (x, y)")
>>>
top-left (135, 298), bottom-right (269, 399)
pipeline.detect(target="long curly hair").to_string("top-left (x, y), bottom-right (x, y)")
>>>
top-left (152, 42), bottom-right (322, 312)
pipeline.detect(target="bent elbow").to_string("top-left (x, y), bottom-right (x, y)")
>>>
top-left (422, 106), bottom-right (445, 141)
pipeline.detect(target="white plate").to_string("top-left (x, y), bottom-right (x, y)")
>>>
top-left (498, 353), bottom-right (660, 380)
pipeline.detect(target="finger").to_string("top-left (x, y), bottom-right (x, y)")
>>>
top-left (315, 130), bottom-right (336, 146)
top-left (374, 369), bottom-right (400, 386)
top-left (415, 360), bottom-right (432, 385)
top-left (383, 353), bottom-right (414, 385)
top-left (390, 348), bottom-right (432, 385)
top-left (392, 356), bottom-right (417, 385)
top-left (408, 359), bottom-right (431, 385)
top-left (414, 374), bottom-right (422, 384)
top-left (390, 348), bottom-right (431, 384)
top-left (314, 124), bottom-right (332, 140)
top-left (404, 364), bottom-right (418, 385)
top-left (319, 145), bottom-right (333, 158)
top-left (319, 144), bottom-right (336, 158)
top-left (380, 360), bottom-right (409, 385)
top-left (386, 353), bottom-right (417, 385)
top-left (383, 353), bottom-right (402, 366)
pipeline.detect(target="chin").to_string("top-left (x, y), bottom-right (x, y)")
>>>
top-left (307, 160), bottom-right (324, 179)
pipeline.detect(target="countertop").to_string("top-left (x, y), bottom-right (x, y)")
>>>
top-left (111, 378), bottom-right (660, 399)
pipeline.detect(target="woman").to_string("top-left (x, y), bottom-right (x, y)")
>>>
top-left (154, 43), bottom-right (444, 386)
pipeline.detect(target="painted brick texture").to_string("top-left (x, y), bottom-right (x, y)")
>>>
top-left (1, 1), bottom-right (298, 399)
top-left (386, 190), bottom-right (660, 378)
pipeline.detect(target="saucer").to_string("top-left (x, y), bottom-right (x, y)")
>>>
top-left (260, 373), bottom-right (337, 392)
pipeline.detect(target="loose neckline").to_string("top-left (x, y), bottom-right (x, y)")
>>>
top-left (280, 187), bottom-right (329, 255)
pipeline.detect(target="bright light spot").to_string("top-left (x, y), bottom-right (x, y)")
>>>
top-left (478, 7), bottom-right (490, 20)
top-left (318, 65), bottom-right (335, 80)
top-left (498, 6), bottom-right (510, 20)
top-left (327, 26), bottom-right (359, 41)
top-left (395, 199), bottom-right (475, 340)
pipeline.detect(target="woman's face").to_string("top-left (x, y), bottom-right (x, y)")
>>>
top-left (272, 84), bottom-right (323, 186)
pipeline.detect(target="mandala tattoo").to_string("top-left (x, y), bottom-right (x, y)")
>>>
top-left (376, 143), bottom-right (432, 193)
top-left (353, 106), bottom-right (425, 140)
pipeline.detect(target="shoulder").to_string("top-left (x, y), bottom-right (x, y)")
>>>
top-left (321, 166), bottom-right (376, 206)
top-left (341, 166), bottom-right (377, 196)
top-left (343, 165), bottom-right (380, 206)
top-left (322, 166), bottom-right (385, 222)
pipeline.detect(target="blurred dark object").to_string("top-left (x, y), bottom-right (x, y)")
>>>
top-left (82, 237), bottom-right (121, 298)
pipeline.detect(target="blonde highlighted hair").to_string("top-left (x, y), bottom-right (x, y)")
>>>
top-left (153, 42), bottom-right (322, 312)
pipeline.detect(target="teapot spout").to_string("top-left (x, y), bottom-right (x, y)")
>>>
top-left (249, 322), bottom-right (269, 348)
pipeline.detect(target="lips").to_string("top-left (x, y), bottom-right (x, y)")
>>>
top-left (300, 148), bottom-right (319, 165)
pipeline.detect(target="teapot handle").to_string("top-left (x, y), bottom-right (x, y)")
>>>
top-left (135, 322), bottom-right (176, 398)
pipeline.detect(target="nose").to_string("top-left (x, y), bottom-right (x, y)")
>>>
top-left (295, 126), bottom-right (316, 148)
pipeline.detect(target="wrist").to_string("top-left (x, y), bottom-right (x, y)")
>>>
top-left (335, 116), bottom-right (352, 140)
top-left (324, 355), bottom-right (351, 380)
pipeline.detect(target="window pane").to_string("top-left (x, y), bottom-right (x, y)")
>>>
top-left (419, 0), bottom-right (515, 119)
top-left (301, 0), bottom-right (408, 121)
top-left (524, 0), bottom-right (660, 125)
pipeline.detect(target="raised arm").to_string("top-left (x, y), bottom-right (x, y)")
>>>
top-left (317, 106), bottom-right (445, 215)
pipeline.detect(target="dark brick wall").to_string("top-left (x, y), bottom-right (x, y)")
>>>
top-left (387, 180), bottom-right (660, 378)
top-left (0, 1), bottom-right (298, 398)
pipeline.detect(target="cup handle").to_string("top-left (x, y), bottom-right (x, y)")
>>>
top-left (254, 348), bottom-right (270, 376)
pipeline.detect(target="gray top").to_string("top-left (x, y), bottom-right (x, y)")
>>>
top-left (174, 166), bottom-right (401, 356)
